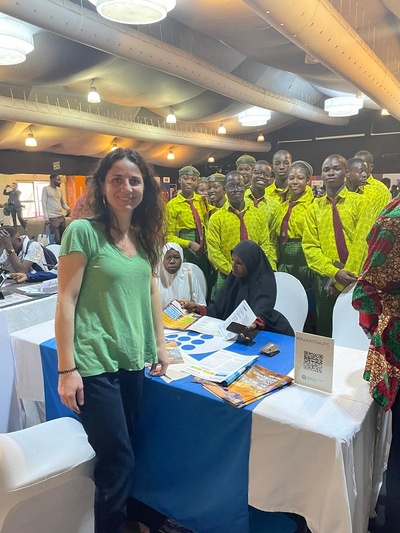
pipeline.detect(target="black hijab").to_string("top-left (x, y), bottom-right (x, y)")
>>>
top-left (207, 240), bottom-right (294, 336)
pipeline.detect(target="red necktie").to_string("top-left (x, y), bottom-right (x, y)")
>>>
top-left (252, 196), bottom-right (261, 207)
top-left (280, 201), bottom-right (297, 245)
top-left (230, 208), bottom-right (248, 240)
top-left (187, 198), bottom-right (204, 247)
top-left (328, 197), bottom-right (348, 264)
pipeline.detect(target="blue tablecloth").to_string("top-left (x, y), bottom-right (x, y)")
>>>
top-left (39, 330), bottom-right (295, 533)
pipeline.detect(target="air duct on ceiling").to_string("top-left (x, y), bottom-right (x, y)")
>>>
top-left (243, 0), bottom-right (400, 120)
top-left (0, 95), bottom-right (270, 152)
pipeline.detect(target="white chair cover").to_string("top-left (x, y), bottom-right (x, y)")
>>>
top-left (45, 243), bottom-right (61, 260)
top-left (0, 417), bottom-right (95, 533)
top-left (274, 272), bottom-right (308, 332)
top-left (332, 284), bottom-right (370, 350)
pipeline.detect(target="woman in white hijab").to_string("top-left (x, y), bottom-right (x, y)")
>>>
top-left (156, 243), bottom-right (207, 308)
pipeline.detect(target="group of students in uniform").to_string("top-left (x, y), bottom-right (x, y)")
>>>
top-left (164, 149), bottom-right (391, 338)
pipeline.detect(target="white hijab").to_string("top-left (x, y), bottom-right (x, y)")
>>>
top-left (155, 242), bottom-right (206, 307)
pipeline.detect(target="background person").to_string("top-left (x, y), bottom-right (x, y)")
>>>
top-left (302, 154), bottom-right (374, 337)
top-left (41, 173), bottom-right (71, 244)
top-left (0, 226), bottom-right (48, 273)
top-left (156, 242), bottom-right (206, 308)
top-left (55, 148), bottom-right (168, 533)
top-left (165, 165), bottom-right (211, 285)
top-left (266, 150), bottom-right (292, 201)
top-left (207, 170), bottom-right (277, 298)
top-left (352, 196), bottom-right (400, 533)
top-left (236, 154), bottom-right (256, 188)
top-left (182, 240), bottom-right (293, 336)
top-left (3, 182), bottom-right (27, 230)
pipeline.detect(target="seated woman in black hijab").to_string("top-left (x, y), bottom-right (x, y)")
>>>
top-left (182, 240), bottom-right (294, 336)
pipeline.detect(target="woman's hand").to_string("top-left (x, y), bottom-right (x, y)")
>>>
top-left (58, 371), bottom-right (84, 414)
top-left (179, 300), bottom-right (199, 313)
top-left (149, 348), bottom-right (169, 376)
top-left (240, 322), bottom-right (256, 341)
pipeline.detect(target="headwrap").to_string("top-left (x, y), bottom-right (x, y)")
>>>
top-left (206, 240), bottom-right (294, 335)
top-left (289, 160), bottom-right (313, 179)
top-left (155, 243), bottom-right (206, 307)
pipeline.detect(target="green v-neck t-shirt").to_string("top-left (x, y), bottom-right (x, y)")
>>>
top-left (59, 219), bottom-right (157, 377)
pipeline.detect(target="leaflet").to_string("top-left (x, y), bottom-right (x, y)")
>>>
top-left (223, 299), bottom-right (256, 330)
top-left (189, 315), bottom-right (236, 340)
top-left (184, 349), bottom-right (258, 384)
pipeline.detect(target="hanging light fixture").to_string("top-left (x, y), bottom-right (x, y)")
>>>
top-left (87, 79), bottom-right (101, 104)
top-left (25, 127), bottom-right (37, 147)
top-left (238, 107), bottom-right (271, 127)
top-left (257, 133), bottom-right (265, 142)
top-left (324, 96), bottom-right (363, 117)
top-left (110, 139), bottom-right (118, 151)
top-left (167, 149), bottom-right (175, 160)
top-left (0, 15), bottom-right (34, 65)
top-left (218, 122), bottom-right (227, 135)
top-left (88, 0), bottom-right (176, 25)
top-left (166, 107), bottom-right (177, 124)
top-left (208, 155), bottom-right (215, 163)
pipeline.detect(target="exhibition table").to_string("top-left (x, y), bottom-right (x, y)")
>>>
top-left (9, 321), bottom-right (385, 533)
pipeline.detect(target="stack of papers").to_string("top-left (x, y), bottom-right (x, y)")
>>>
top-left (200, 365), bottom-right (293, 408)
top-left (185, 349), bottom-right (258, 385)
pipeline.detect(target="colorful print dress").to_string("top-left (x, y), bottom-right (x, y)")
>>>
top-left (352, 196), bottom-right (400, 410)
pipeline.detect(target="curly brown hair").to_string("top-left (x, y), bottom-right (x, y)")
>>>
top-left (86, 148), bottom-right (165, 271)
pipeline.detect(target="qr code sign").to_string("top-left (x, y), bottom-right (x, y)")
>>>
top-left (303, 350), bottom-right (323, 373)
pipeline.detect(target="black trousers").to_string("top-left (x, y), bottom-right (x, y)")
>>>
top-left (79, 369), bottom-right (144, 533)
top-left (9, 205), bottom-right (26, 230)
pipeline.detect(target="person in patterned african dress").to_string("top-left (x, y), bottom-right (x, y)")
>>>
top-left (352, 195), bottom-right (400, 533)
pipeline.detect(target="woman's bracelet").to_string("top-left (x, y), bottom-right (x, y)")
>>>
top-left (58, 366), bottom-right (78, 375)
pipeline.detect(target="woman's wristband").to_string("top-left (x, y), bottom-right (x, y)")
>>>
top-left (58, 366), bottom-right (78, 375)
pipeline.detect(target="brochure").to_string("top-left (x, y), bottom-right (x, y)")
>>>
top-left (189, 315), bottom-right (236, 340)
top-left (184, 349), bottom-right (258, 385)
top-left (199, 365), bottom-right (293, 408)
top-left (162, 351), bottom-right (198, 383)
top-left (162, 300), bottom-right (200, 330)
top-left (165, 341), bottom-right (185, 364)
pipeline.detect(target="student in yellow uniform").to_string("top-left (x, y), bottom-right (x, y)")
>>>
top-left (275, 160), bottom-right (315, 288)
top-left (266, 150), bottom-right (292, 201)
top-left (195, 177), bottom-right (209, 211)
top-left (302, 154), bottom-right (374, 337)
top-left (207, 170), bottom-right (277, 297)
top-left (165, 165), bottom-right (211, 282)
top-left (245, 160), bottom-right (279, 223)
top-left (353, 150), bottom-right (391, 216)
top-left (273, 160), bottom-right (315, 331)
top-left (236, 154), bottom-right (256, 188)
top-left (206, 173), bottom-right (226, 218)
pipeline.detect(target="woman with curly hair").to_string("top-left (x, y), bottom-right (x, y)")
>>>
top-left (55, 148), bottom-right (169, 533)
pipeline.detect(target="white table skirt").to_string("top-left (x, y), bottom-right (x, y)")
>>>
top-left (0, 296), bottom-right (56, 432)
top-left (249, 345), bottom-right (387, 533)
